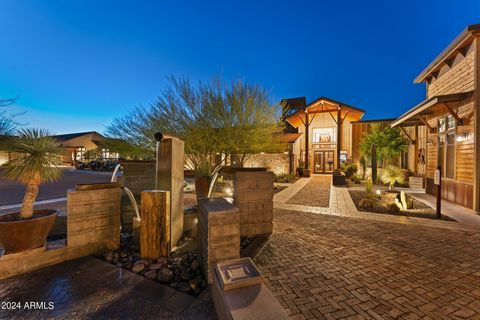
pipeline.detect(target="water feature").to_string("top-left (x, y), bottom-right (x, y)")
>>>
top-left (111, 163), bottom-right (140, 221)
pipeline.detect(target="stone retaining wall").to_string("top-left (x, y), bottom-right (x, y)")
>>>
top-left (234, 171), bottom-right (274, 237)
top-left (198, 198), bottom-right (240, 283)
top-left (0, 184), bottom-right (122, 279)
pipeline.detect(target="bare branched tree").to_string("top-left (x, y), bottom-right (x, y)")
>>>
top-left (0, 96), bottom-right (19, 135)
top-left (106, 76), bottom-right (283, 173)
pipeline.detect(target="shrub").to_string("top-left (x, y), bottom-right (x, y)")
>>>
top-left (359, 197), bottom-right (376, 208)
top-left (365, 179), bottom-right (373, 194)
top-left (274, 173), bottom-right (296, 183)
top-left (351, 173), bottom-right (361, 184)
top-left (343, 163), bottom-right (358, 179)
top-left (381, 165), bottom-right (404, 191)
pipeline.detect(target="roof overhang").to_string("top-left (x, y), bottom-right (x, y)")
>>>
top-left (391, 91), bottom-right (473, 128)
top-left (415, 24), bottom-right (480, 84)
top-left (286, 97), bottom-right (365, 128)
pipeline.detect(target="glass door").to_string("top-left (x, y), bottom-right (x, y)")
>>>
top-left (314, 151), bottom-right (323, 173)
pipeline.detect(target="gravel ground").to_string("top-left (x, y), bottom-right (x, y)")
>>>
top-left (349, 190), bottom-right (455, 221)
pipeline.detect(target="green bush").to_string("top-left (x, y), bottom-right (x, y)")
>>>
top-left (381, 165), bottom-right (404, 191)
top-left (274, 173), bottom-right (296, 183)
top-left (365, 179), bottom-right (373, 194)
top-left (343, 163), bottom-right (358, 179)
top-left (359, 197), bottom-right (376, 208)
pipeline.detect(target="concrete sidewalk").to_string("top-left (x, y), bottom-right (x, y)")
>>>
top-left (409, 192), bottom-right (480, 227)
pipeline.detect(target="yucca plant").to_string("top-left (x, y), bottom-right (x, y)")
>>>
top-left (381, 165), bottom-right (404, 191)
top-left (5, 129), bottom-right (64, 219)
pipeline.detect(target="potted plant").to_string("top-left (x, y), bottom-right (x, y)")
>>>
top-left (296, 159), bottom-right (305, 177)
top-left (187, 152), bottom-right (222, 200)
top-left (0, 129), bottom-right (64, 253)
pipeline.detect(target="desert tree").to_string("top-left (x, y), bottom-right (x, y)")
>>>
top-left (106, 76), bottom-right (282, 174)
top-left (5, 129), bottom-right (64, 219)
top-left (0, 96), bottom-right (19, 135)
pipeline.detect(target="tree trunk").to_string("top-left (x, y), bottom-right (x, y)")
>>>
top-left (20, 183), bottom-right (39, 219)
top-left (371, 144), bottom-right (377, 184)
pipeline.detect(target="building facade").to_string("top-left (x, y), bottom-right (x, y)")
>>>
top-left (284, 97), bottom-right (365, 174)
top-left (392, 24), bottom-right (480, 211)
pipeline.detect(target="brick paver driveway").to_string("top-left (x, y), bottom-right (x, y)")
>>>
top-left (288, 176), bottom-right (331, 207)
top-left (255, 209), bottom-right (480, 320)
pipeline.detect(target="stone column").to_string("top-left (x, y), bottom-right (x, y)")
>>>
top-left (234, 171), bottom-right (274, 236)
top-left (157, 138), bottom-right (185, 249)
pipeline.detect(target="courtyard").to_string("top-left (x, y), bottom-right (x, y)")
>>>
top-left (1, 202), bottom-right (479, 319)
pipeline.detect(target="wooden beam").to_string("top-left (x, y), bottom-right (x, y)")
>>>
top-left (337, 108), bottom-right (341, 170)
top-left (417, 115), bottom-right (435, 133)
top-left (399, 126), bottom-right (415, 144)
top-left (414, 125), bottom-right (418, 174)
top-left (304, 112), bottom-right (309, 172)
top-left (441, 103), bottom-right (464, 125)
top-left (328, 111), bottom-right (338, 124)
top-left (340, 110), bottom-right (349, 124)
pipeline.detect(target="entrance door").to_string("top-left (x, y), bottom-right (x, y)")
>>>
top-left (314, 151), bottom-right (335, 173)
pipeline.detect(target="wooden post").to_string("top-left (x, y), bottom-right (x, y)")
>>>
top-left (140, 190), bottom-right (170, 259)
top-left (157, 138), bottom-right (184, 249)
top-left (337, 107), bottom-right (342, 169)
top-left (473, 38), bottom-right (480, 213)
top-left (414, 125), bottom-right (418, 174)
top-left (304, 112), bottom-right (309, 175)
top-left (435, 166), bottom-right (441, 219)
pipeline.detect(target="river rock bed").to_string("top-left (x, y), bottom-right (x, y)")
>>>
top-left (97, 234), bottom-right (207, 297)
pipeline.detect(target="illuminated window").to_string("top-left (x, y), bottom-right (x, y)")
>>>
top-left (312, 128), bottom-right (336, 143)
top-left (438, 118), bottom-right (446, 133)
top-left (75, 147), bottom-right (85, 161)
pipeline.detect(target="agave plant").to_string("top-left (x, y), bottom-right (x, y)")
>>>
top-left (381, 165), bottom-right (404, 191)
top-left (5, 129), bottom-right (64, 219)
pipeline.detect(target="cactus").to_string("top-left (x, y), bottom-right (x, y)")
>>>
top-left (400, 191), bottom-right (409, 210)
top-left (394, 191), bottom-right (410, 210)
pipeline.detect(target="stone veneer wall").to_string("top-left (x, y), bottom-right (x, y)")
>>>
top-left (198, 198), bottom-right (240, 283)
top-left (243, 153), bottom-right (290, 175)
top-left (234, 171), bottom-right (274, 237)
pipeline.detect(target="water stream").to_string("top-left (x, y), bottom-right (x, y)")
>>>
top-left (111, 164), bottom-right (141, 221)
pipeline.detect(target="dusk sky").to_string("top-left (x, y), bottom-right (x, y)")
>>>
top-left (0, 0), bottom-right (479, 134)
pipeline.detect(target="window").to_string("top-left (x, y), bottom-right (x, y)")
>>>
top-left (446, 133), bottom-right (455, 178)
top-left (438, 118), bottom-right (446, 133)
top-left (75, 147), bottom-right (86, 161)
top-left (437, 136), bottom-right (445, 173)
top-left (312, 128), bottom-right (336, 143)
top-left (437, 116), bottom-right (456, 179)
top-left (447, 115), bottom-right (456, 130)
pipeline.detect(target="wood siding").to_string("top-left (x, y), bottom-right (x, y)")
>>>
top-left (427, 50), bottom-right (475, 98)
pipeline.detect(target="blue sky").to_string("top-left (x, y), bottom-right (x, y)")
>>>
top-left (0, 0), bottom-right (479, 134)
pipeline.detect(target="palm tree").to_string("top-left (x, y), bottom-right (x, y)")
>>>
top-left (381, 165), bottom-right (404, 191)
top-left (5, 129), bottom-right (64, 219)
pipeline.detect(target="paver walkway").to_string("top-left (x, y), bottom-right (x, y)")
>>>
top-left (255, 208), bottom-right (480, 320)
top-left (0, 257), bottom-right (216, 319)
top-left (287, 176), bottom-right (331, 207)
